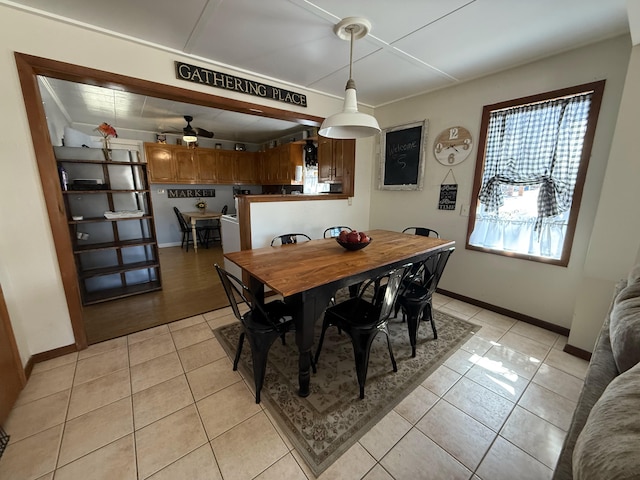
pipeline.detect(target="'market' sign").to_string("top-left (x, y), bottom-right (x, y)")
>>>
top-left (175, 61), bottom-right (307, 107)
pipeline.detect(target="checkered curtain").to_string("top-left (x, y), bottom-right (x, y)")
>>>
top-left (477, 92), bottom-right (592, 230)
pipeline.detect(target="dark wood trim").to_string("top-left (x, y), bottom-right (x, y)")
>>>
top-left (31, 344), bottom-right (78, 364)
top-left (464, 80), bottom-right (606, 267)
top-left (13, 52), bottom-right (326, 351)
top-left (437, 288), bottom-right (571, 336)
top-left (563, 343), bottom-right (592, 361)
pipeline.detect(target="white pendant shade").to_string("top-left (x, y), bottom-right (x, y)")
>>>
top-left (319, 86), bottom-right (380, 139)
top-left (319, 17), bottom-right (380, 140)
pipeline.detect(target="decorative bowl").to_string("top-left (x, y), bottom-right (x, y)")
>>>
top-left (336, 237), bottom-right (373, 251)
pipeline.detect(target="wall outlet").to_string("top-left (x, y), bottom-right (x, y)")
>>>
top-left (348, 197), bottom-right (353, 206)
top-left (460, 204), bottom-right (470, 216)
top-left (157, 189), bottom-right (165, 194)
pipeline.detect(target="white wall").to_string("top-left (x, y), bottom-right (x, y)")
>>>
top-left (370, 35), bottom-right (631, 334)
top-left (0, 5), bottom-right (348, 364)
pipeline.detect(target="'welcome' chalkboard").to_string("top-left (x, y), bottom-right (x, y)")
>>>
top-left (379, 120), bottom-right (428, 190)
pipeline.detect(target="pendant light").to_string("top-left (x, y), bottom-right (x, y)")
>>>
top-left (318, 17), bottom-right (380, 139)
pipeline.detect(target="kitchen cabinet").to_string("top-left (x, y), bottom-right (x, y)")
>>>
top-left (318, 136), bottom-right (355, 196)
top-left (234, 151), bottom-right (259, 184)
top-left (261, 143), bottom-right (303, 185)
top-left (145, 143), bottom-right (260, 185)
top-left (55, 146), bottom-right (161, 305)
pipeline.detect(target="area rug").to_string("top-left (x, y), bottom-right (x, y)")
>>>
top-left (213, 308), bottom-right (479, 475)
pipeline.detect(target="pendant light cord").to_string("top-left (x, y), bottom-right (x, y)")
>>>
top-left (348, 26), bottom-right (354, 81)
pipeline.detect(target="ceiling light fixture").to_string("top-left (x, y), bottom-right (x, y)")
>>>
top-left (182, 115), bottom-right (198, 143)
top-left (318, 17), bottom-right (380, 140)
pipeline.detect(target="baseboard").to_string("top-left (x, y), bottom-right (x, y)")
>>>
top-left (27, 343), bottom-right (78, 379)
top-left (563, 343), bottom-right (592, 361)
top-left (158, 242), bottom-right (182, 248)
top-left (436, 288), bottom-right (571, 337)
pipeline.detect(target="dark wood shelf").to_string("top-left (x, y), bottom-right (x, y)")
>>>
top-left (79, 260), bottom-right (160, 280)
top-left (69, 215), bottom-right (152, 224)
top-left (57, 159), bottom-right (147, 166)
top-left (83, 281), bottom-right (162, 305)
top-left (74, 237), bottom-right (157, 253)
top-left (63, 189), bottom-right (149, 195)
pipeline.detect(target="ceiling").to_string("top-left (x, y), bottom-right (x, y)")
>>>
top-left (10, 0), bottom-right (631, 143)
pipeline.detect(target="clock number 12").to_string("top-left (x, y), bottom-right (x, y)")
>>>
top-left (448, 127), bottom-right (459, 140)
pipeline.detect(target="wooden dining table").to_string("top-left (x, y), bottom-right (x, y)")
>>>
top-left (181, 211), bottom-right (222, 252)
top-left (224, 229), bottom-right (455, 397)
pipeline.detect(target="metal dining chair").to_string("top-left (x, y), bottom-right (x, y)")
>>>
top-left (395, 247), bottom-right (455, 357)
top-left (215, 264), bottom-right (315, 403)
top-left (402, 227), bottom-right (440, 238)
top-left (270, 233), bottom-right (311, 246)
top-left (323, 226), bottom-right (353, 238)
top-left (314, 265), bottom-right (409, 399)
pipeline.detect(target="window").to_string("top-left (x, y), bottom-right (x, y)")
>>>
top-left (466, 81), bottom-right (605, 266)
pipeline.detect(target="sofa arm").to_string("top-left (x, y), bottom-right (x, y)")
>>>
top-left (551, 281), bottom-right (623, 480)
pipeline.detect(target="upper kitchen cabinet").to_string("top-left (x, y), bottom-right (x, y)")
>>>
top-left (234, 151), bottom-right (259, 184)
top-left (144, 143), bottom-right (261, 185)
top-left (145, 143), bottom-right (175, 183)
top-left (318, 136), bottom-right (355, 196)
top-left (261, 143), bottom-right (303, 185)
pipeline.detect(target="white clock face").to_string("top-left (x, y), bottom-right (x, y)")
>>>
top-left (434, 126), bottom-right (473, 166)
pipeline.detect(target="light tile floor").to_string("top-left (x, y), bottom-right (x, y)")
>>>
top-left (0, 294), bottom-right (589, 480)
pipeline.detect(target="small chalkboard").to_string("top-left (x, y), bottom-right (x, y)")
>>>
top-left (379, 120), bottom-right (428, 190)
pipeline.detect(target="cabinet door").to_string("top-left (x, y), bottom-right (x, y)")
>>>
top-left (317, 136), bottom-right (334, 183)
top-left (278, 144), bottom-right (303, 184)
top-left (261, 148), bottom-right (279, 184)
top-left (174, 149), bottom-right (197, 183)
top-left (235, 151), bottom-right (257, 184)
top-left (335, 139), bottom-right (355, 196)
top-left (145, 144), bottom-right (175, 183)
top-left (196, 149), bottom-right (217, 183)
top-left (216, 150), bottom-right (236, 184)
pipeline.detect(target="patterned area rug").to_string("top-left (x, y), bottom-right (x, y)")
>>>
top-left (213, 307), bottom-right (479, 476)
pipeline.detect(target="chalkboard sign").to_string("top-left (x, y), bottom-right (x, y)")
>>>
top-left (379, 120), bottom-right (428, 190)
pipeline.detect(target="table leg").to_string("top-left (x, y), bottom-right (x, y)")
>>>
top-left (191, 218), bottom-right (198, 252)
top-left (290, 288), bottom-right (333, 397)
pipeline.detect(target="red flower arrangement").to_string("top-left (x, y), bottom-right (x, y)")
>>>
top-left (96, 122), bottom-right (118, 139)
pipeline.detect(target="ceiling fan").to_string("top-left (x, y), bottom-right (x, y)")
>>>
top-left (162, 115), bottom-right (214, 140)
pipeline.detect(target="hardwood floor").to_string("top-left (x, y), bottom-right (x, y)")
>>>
top-left (83, 245), bottom-right (229, 344)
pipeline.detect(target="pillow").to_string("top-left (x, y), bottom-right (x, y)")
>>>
top-left (572, 361), bottom-right (640, 480)
top-left (610, 271), bottom-right (640, 373)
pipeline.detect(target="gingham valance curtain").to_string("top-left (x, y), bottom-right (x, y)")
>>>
top-left (477, 93), bottom-right (592, 229)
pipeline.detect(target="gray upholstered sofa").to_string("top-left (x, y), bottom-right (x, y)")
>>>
top-left (553, 265), bottom-right (640, 480)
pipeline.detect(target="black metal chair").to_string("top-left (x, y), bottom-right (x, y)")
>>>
top-left (270, 233), bottom-right (311, 246)
top-left (215, 264), bottom-right (315, 403)
top-left (395, 247), bottom-right (455, 357)
top-left (314, 266), bottom-right (408, 399)
top-left (173, 206), bottom-right (206, 251)
top-left (323, 226), bottom-right (353, 238)
top-left (202, 204), bottom-right (228, 246)
top-left (402, 227), bottom-right (440, 238)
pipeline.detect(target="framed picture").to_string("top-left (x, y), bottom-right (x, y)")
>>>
top-left (378, 120), bottom-right (428, 190)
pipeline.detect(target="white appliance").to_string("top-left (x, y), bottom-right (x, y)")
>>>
top-left (221, 213), bottom-right (241, 279)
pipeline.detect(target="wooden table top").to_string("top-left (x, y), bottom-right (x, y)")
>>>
top-left (224, 229), bottom-right (455, 298)
top-left (182, 211), bottom-right (222, 220)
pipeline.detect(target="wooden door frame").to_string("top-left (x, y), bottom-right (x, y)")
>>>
top-left (0, 284), bottom-right (27, 424)
top-left (14, 52), bottom-right (323, 349)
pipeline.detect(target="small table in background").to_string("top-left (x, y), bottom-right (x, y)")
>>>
top-left (181, 211), bottom-right (222, 252)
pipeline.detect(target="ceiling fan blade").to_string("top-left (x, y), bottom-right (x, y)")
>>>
top-left (195, 127), bottom-right (214, 138)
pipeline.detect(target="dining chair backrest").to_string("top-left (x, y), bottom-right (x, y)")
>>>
top-left (402, 227), bottom-right (440, 238)
top-left (357, 266), bottom-right (408, 322)
top-left (214, 264), bottom-right (277, 329)
top-left (173, 206), bottom-right (190, 233)
top-left (404, 246), bottom-right (455, 294)
top-left (221, 205), bottom-right (228, 215)
top-left (270, 233), bottom-right (311, 246)
top-left (323, 226), bottom-right (353, 238)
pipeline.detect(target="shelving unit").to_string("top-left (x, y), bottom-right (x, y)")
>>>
top-left (54, 146), bottom-right (161, 305)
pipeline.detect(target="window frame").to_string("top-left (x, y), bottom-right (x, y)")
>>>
top-left (465, 80), bottom-right (606, 266)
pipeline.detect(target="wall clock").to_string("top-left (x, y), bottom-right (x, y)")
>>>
top-left (433, 126), bottom-right (473, 165)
